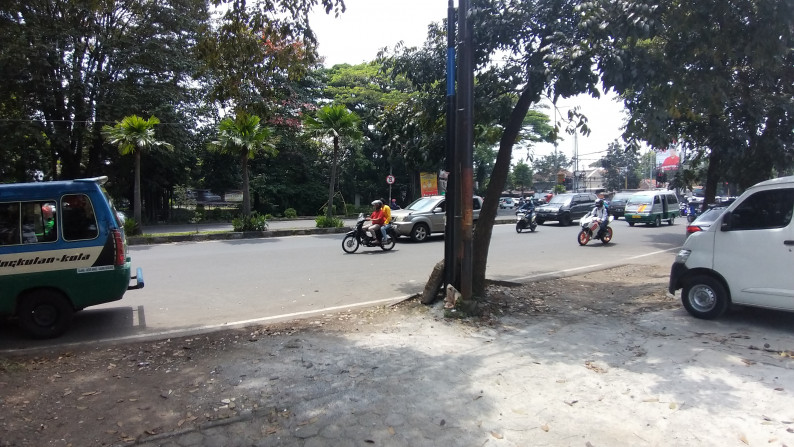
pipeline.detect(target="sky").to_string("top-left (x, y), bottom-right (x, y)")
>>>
top-left (308, 0), bottom-right (629, 168)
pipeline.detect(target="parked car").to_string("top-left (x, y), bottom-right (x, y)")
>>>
top-left (685, 206), bottom-right (727, 237)
top-left (669, 175), bottom-right (794, 319)
top-left (499, 197), bottom-right (515, 209)
top-left (608, 192), bottom-right (635, 219)
top-left (390, 195), bottom-right (483, 242)
top-left (534, 192), bottom-right (598, 226)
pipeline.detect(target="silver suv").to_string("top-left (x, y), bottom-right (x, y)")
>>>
top-left (390, 195), bottom-right (483, 242)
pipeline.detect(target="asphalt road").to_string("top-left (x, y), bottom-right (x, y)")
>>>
top-left (1, 216), bottom-right (687, 349)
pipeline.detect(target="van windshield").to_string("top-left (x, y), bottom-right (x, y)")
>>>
top-left (627, 196), bottom-right (653, 206)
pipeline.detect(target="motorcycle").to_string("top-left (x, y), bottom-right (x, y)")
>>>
top-left (515, 208), bottom-right (537, 233)
top-left (342, 213), bottom-right (397, 253)
top-left (577, 212), bottom-right (613, 246)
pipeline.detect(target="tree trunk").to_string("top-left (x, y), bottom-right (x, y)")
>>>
top-left (241, 152), bottom-right (251, 216)
top-left (472, 87), bottom-right (537, 296)
top-left (326, 136), bottom-right (339, 220)
top-left (134, 150), bottom-right (142, 224)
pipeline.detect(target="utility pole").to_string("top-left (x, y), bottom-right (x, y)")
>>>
top-left (444, 0), bottom-right (458, 290)
top-left (456, 0), bottom-right (474, 304)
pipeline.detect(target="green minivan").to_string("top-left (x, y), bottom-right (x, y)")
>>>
top-left (623, 190), bottom-right (680, 227)
top-left (0, 177), bottom-right (143, 338)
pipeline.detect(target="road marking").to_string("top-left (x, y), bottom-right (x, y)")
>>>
top-left (508, 247), bottom-right (680, 283)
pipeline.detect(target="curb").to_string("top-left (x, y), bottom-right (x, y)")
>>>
top-left (128, 218), bottom-right (518, 246)
top-left (128, 227), bottom-right (350, 245)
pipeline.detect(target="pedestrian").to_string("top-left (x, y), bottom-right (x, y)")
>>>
top-left (390, 198), bottom-right (401, 210)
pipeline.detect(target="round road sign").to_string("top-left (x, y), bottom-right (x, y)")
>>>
top-left (386, 175), bottom-right (395, 184)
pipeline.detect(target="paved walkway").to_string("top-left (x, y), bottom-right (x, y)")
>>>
top-left (114, 278), bottom-right (794, 447)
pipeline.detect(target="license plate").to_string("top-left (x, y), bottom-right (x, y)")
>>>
top-left (632, 215), bottom-right (640, 218)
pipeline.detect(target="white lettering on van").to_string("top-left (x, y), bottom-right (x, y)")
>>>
top-left (0, 253), bottom-right (90, 269)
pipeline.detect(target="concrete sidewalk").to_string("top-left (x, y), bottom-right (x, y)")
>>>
top-left (116, 262), bottom-right (794, 447)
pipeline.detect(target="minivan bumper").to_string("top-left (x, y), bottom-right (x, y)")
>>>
top-left (668, 262), bottom-right (689, 294)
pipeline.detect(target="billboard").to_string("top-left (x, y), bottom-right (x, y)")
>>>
top-left (420, 172), bottom-right (438, 196)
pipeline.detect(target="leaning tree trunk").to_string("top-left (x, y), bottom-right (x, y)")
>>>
top-left (472, 87), bottom-right (537, 297)
top-left (241, 152), bottom-right (251, 216)
top-left (326, 136), bottom-right (339, 221)
top-left (134, 149), bottom-right (142, 224)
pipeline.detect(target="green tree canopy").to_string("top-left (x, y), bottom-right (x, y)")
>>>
top-left (303, 104), bottom-right (362, 220)
top-left (208, 113), bottom-right (278, 216)
top-left (102, 115), bottom-right (173, 226)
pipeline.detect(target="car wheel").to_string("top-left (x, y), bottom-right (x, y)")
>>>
top-left (410, 223), bottom-right (430, 242)
top-left (536, 219), bottom-right (545, 225)
top-left (560, 213), bottom-right (572, 226)
top-left (681, 275), bottom-right (729, 319)
top-left (17, 289), bottom-right (74, 339)
top-left (342, 234), bottom-right (360, 253)
top-left (654, 215), bottom-right (662, 227)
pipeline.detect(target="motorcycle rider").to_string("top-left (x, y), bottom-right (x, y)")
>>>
top-left (380, 198), bottom-right (392, 243)
top-left (364, 200), bottom-right (386, 244)
top-left (592, 198), bottom-right (609, 239)
top-left (515, 197), bottom-right (535, 215)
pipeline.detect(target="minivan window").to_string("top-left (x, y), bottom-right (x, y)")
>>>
top-left (62, 194), bottom-right (99, 241)
top-left (0, 203), bottom-right (20, 245)
top-left (0, 201), bottom-right (58, 245)
top-left (730, 188), bottom-right (794, 230)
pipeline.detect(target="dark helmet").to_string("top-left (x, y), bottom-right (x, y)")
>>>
top-left (595, 199), bottom-right (604, 208)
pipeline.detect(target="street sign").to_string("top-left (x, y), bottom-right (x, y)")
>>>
top-left (386, 175), bottom-right (395, 184)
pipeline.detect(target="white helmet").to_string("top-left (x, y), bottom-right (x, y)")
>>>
top-left (371, 200), bottom-right (382, 206)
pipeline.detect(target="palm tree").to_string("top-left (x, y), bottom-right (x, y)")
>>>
top-left (303, 104), bottom-right (362, 220)
top-left (102, 115), bottom-right (173, 227)
top-left (208, 112), bottom-right (277, 216)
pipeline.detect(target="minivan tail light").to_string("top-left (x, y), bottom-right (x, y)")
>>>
top-left (685, 225), bottom-right (702, 235)
top-left (112, 229), bottom-right (125, 266)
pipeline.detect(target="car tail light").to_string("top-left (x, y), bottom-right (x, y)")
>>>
top-left (685, 225), bottom-right (702, 236)
top-left (112, 228), bottom-right (125, 266)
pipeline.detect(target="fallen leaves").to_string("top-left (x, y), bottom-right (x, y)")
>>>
top-left (584, 361), bottom-right (607, 373)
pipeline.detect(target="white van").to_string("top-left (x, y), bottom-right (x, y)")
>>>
top-left (669, 176), bottom-right (794, 319)
top-left (623, 190), bottom-right (680, 227)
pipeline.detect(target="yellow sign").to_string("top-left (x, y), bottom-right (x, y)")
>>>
top-left (420, 172), bottom-right (438, 197)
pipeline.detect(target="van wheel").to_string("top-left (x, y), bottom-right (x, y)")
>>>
top-left (681, 276), bottom-right (729, 319)
top-left (627, 222), bottom-right (635, 227)
top-left (410, 223), bottom-right (430, 242)
top-left (653, 216), bottom-right (662, 227)
top-left (17, 290), bottom-right (74, 339)
top-left (668, 215), bottom-right (675, 225)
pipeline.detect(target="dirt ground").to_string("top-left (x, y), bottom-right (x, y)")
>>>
top-left (0, 260), bottom-right (787, 446)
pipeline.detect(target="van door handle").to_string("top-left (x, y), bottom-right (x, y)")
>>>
top-left (785, 240), bottom-right (794, 246)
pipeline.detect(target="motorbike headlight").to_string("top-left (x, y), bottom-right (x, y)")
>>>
top-left (674, 249), bottom-right (691, 264)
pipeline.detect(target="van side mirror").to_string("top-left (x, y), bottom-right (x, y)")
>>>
top-left (720, 211), bottom-right (733, 231)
